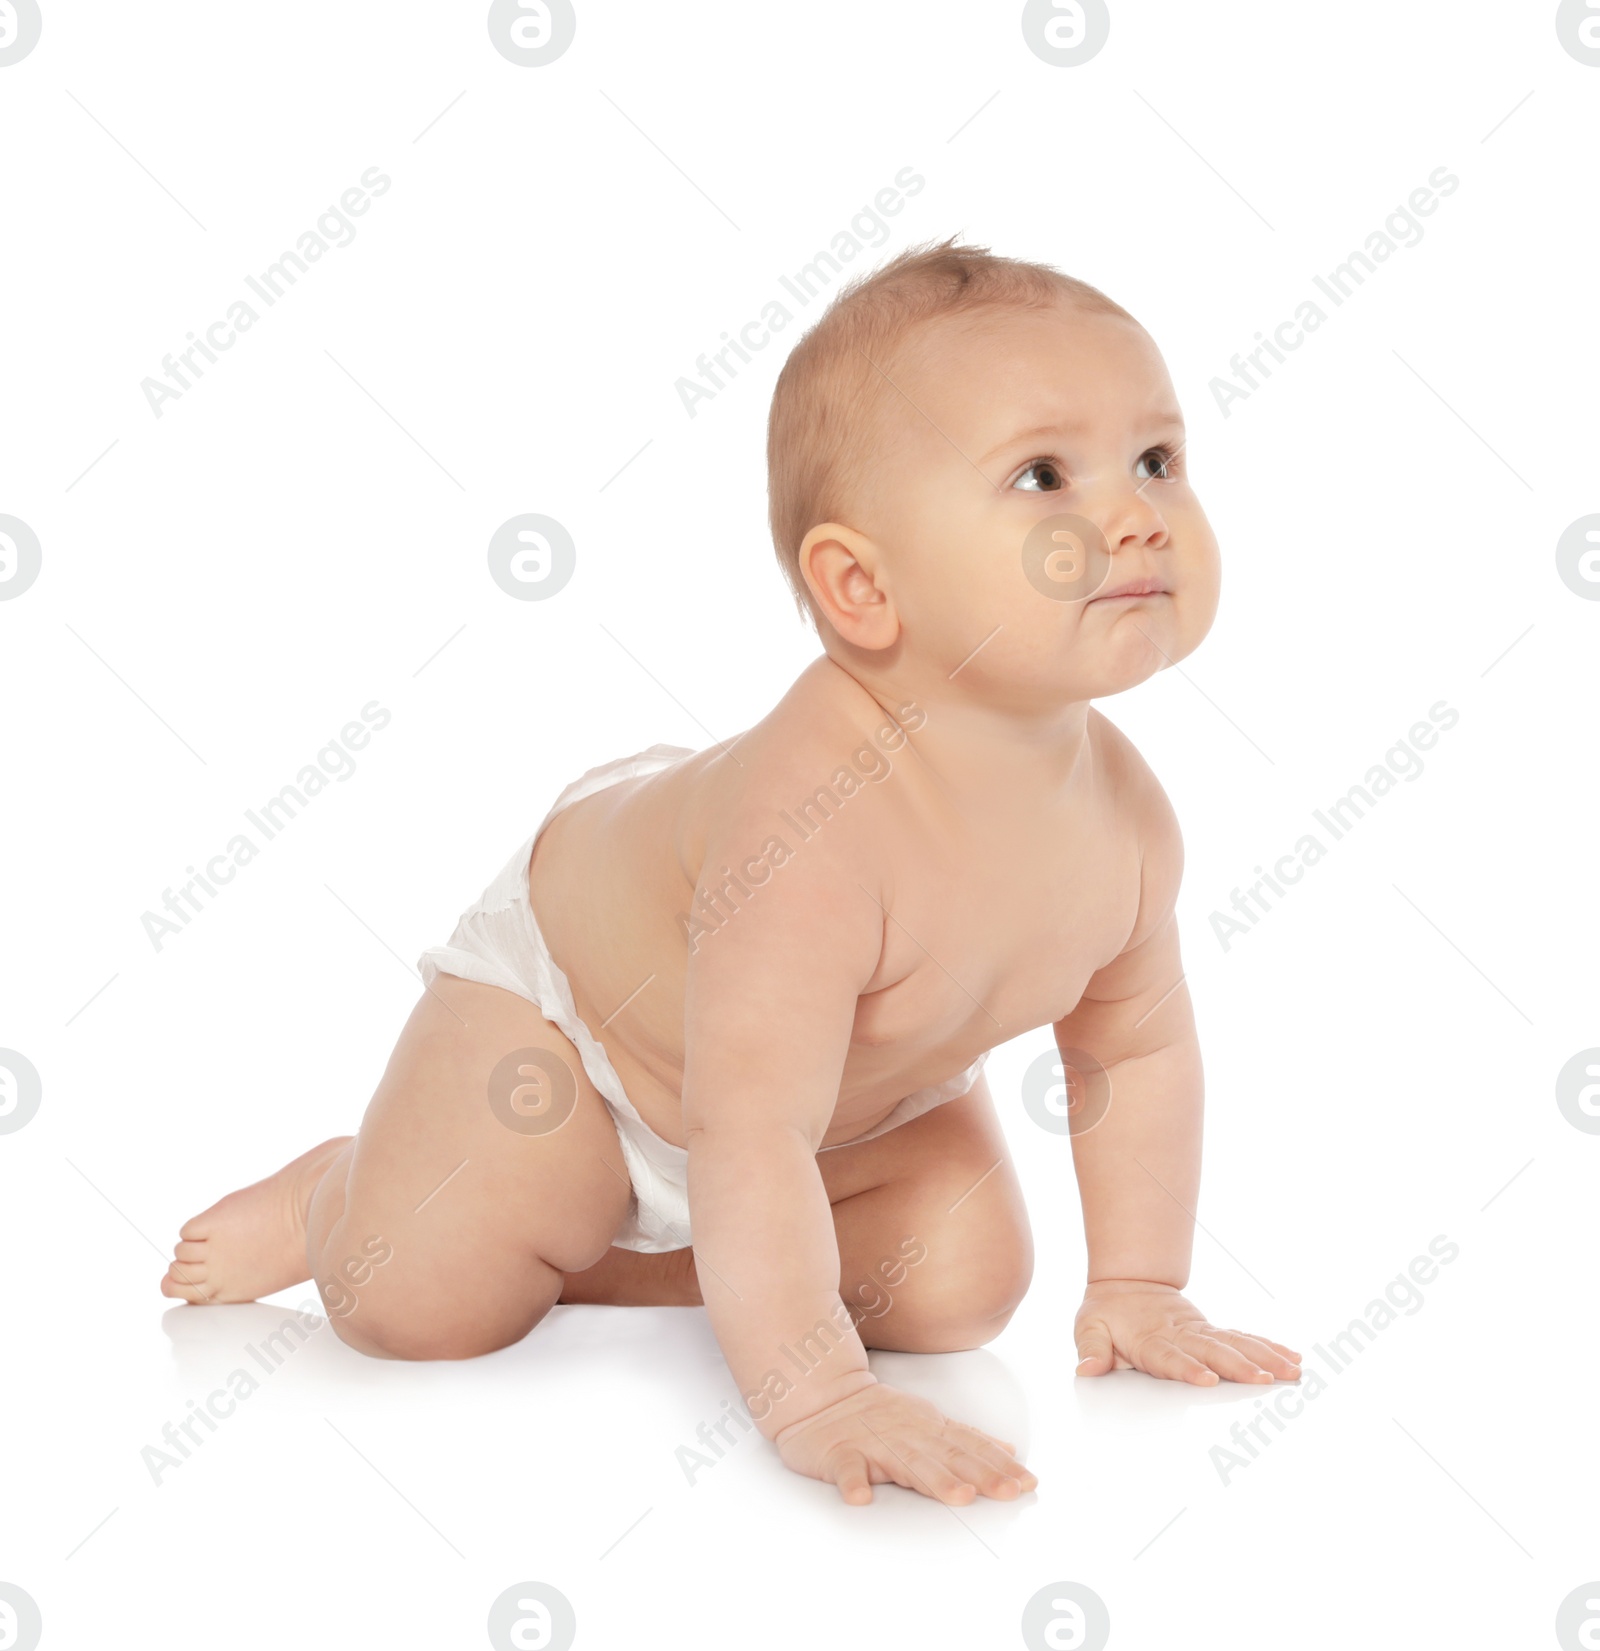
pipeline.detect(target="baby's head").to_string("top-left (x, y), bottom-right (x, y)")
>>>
top-left (766, 237), bottom-right (1220, 705)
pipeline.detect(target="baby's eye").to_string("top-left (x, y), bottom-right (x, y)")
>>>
top-left (1135, 445), bottom-right (1181, 482)
top-left (1011, 459), bottom-right (1065, 492)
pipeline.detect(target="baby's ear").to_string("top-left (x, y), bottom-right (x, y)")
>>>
top-left (799, 523), bottom-right (899, 651)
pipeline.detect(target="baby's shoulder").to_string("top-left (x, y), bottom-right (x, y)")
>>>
top-left (1087, 707), bottom-right (1178, 834)
top-left (1086, 708), bottom-right (1184, 939)
top-left (689, 683), bottom-right (905, 876)
top-left (674, 692), bottom-right (902, 975)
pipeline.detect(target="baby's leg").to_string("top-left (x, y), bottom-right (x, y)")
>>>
top-left (162, 973), bottom-right (635, 1359)
top-left (817, 1075), bottom-right (1035, 1353)
top-left (556, 1077), bottom-right (1034, 1344)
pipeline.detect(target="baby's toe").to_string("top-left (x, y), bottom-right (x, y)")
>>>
top-left (161, 1263), bottom-right (212, 1302)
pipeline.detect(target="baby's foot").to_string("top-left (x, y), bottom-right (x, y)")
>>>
top-left (160, 1137), bottom-right (350, 1304)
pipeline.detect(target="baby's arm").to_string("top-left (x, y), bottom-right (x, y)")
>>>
top-left (1055, 762), bottom-right (1302, 1385)
top-left (680, 806), bottom-right (1032, 1504)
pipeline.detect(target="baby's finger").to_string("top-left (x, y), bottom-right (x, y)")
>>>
top-left (1221, 1328), bottom-right (1302, 1361)
top-left (1211, 1329), bottom-right (1301, 1377)
top-left (897, 1447), bottom-right (979, 1506)
top-left (1256, 1335), bottom-right (1304, 1364)
top-left (943, 1447), bottom-right (1027, 1500)
top-left (1184, 1332), bottom-right (1273, 1384)
top-left (948, 1427), bottom-right (1035, 1484)
top-left (1137, 1335), bottom-right (1220, 1386)
top-left (829, 1448), bottom-right (875, 1506)
top-left (960, 1424), bottom-right (1018, 1454)
top-left (1075, 1317), bottom-right (1116, 1377)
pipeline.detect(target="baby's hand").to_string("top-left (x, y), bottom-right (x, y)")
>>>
top-left (1074, 1279), bottom-right (1301, 1386)
top-left (774, 1381), bottom-right (1038, 1506)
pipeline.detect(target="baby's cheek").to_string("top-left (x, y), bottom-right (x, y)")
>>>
top-left (1179, 521), bottom-right (1222, 608)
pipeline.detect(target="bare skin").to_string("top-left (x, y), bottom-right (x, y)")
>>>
top-left (164, 297), bottom-right (1299, 1507)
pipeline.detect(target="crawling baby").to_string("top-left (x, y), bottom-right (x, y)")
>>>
top-left (162, 236), bottom-right (1299, 1506)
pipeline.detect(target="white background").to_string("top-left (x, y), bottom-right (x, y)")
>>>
top-left (2, 2), bottom-right (1597, 1647)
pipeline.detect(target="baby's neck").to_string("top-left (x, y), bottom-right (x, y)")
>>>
top-left (819, 654), bottom-right (1095, 814)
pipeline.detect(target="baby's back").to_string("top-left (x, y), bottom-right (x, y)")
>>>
top-left (530, 656), bottom-right (1154, 1149)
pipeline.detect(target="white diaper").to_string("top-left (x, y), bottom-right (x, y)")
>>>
top-left (416, 743), bottom-right (989, 1253)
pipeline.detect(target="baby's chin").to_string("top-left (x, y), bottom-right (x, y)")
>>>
top-left (1072, 611), bottom-right (1196, 694)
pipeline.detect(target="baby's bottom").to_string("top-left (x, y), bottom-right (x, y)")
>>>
top-left (286, 974), bottom-right (1030, 1360)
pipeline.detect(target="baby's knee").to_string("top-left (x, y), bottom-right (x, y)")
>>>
top-left (862, 1241), bottom-right (1035, 1353)
top-left (326, 1294), bottom-right (549, 1361)
top-left (921, 1273), bottom-right (1032, 1351)
top-left (318, 1258), bottom-right (556, 1360)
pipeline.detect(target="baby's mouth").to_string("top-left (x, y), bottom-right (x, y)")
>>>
top-left (1089, 577), bottom-right (1171, 602)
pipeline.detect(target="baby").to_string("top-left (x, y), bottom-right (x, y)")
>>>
top-left (162, 236), bottom-right (1299, 1507)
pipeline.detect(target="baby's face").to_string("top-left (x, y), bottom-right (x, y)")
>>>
top-left (854, 298), bottom-right (1220, 704)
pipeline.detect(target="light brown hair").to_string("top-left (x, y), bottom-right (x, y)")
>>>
top-left (765, 234), bottom-right (1137, 626)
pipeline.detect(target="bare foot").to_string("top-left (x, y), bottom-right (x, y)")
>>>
top-left (161, 1137), bottom-right (351, 1304)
